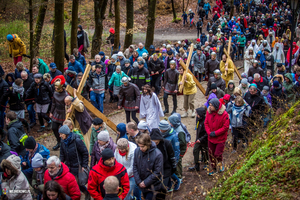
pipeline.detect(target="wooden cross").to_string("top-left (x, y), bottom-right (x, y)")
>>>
top-left (179, 43), bottom-right (194, 93)
top-left (65, 64), bottom-right (117, 132)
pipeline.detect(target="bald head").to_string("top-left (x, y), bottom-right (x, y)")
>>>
top-left (64, 96), bottom-right (73, 106)
top-left (104, 176), bottom-right (119, 194)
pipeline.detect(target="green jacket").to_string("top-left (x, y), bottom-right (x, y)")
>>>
top-left (283, 73), bottom-right (295, 104)
top-left (177, 131), bottom-right (187, 156)
top-left (38, 58), bottom-right (49, 75)
top-left (108, 71), bottom-right (128, 87)
top-left (89, 125), bottom-right (108, 154)
top-left (237, 36), bottom-right (246, 47)
top-left (32, 169), bottom-right (45, 193)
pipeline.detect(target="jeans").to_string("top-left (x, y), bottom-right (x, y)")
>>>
top-left (27, 104), bottom-right (36, 123)
top-left (238, 46), bottom-right (244, 59)
top-left (133, 184), bottom-right (141, 200)
top-left (125, 177), bottom-right (136, 200)
top-left (183, 18), bottom-right (187, 25)
top-left (90, 91), bottom-right (104, 113)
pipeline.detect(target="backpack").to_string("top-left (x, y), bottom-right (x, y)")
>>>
top-left (181, 123), bottom-right (191, 143)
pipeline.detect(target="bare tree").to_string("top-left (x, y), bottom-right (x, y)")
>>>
top-left (145, 0), bottom-right (157, 51)
top-left (124, 0), bottom-right (134, 49)
top-left (70, 0), bottom-right (79, 54)
top-left (113, 0), bottom-right (120, 52)
top-left (54, 0), bottom-right (65, 72)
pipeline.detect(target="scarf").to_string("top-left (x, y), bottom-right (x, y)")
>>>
top-left (28, 144), bottom-right (38, 162)
top-left (63, 132), bottom-right (73, 147)
top-left (118, 145), bottom-right (129, 157)
top-left (36, 167), bottom-right (46, 185)
top-left (231, 104), bottom-right (246, 124)
top-left (99, 142), bottom-right (109, 153)
top-left (12, 82), bottom-right (24, 98)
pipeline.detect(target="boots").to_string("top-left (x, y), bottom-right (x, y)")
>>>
top-left (181, 112), bottom-right (188, 118)
top-left (191, 110), bottom-right (196, 118)
top-left (46, 121), bottom-right (52, 131)
top-left (188, 163), bottom-right (200, 171)
top-left (53, 143), bottom-right (61, 150)
top-left (163, 109), bottom-right (169, 114)
top-left (171, 110), bottom-right (176, 115)
top-left (37, 126), bottom-right (45, 132)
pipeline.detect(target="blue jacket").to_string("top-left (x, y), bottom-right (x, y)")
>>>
top-left (116, 123), bottom-right (128, 140)
top-left (68, 60), bottom-right (84, 74)
top-left (15, 68), bottom-right (30, 79)
top-left (228, 20), bottom-right (236, 29)
top-left (21, 143), bottom-right (50, 178)
top-left (75, 52), bottom-right (87, 71)
top-left (162, 128), bottom-right (180, 161)
top-left (200, 34), bottom-right (207, 46)
top-left (203, 3), bottom-right (211, 12)
top-left (136, 47), bottom-right (148, 57)
top-left (256, 51), bottom-right (266, 69)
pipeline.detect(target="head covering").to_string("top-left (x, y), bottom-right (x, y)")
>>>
top-left (5, 155), bottom-right (21, 171)
top-left (211, 83), bottom-right (217, 89)
top-left (138, 60), bottom-right (145, 65)
top-left (50, 63), bottom-right (57, 69)
top-left (101, 148), bottom-right (114, 162)
top-left (59, 125), bottom-right (70, 135)
top-left (116, 123), bottom-right (127, 138)
top-left (241, 72), bottom-right (247, 78)
top-left (209, 98), bottom-right (220, 110)
top-left (117, 52), bottom-right (124, 57)
top-left (32, 153), bottom-right (44, 168)
top-left (167, 51), bottom-right (173, 55)
top-left (249, 83), bottom-right (257, 88)
top-left (168, 114), bottom-right (181, 128)
top-left (150, 128), bottom-right (163, 140)
top-left (263, 86), bottom-right (269, 91)
top-left (196, 38), bottom-right (200, 42)
top-left (223, 94), bottom-right (231, 101)
top-left (92, 118), bottom-right (103, 125)
top-left (24, 136), bottom-right (36, 149)
top-left (109, 28), bottom-right (115, 34)
top-left (241, 78), bottom-right (248, 84)
top-left (99, 51), bottom-right (105, 56)
top-left (78, 25), bottom-right (83, 30)
top-left (273, 80), bottom-right (279, 87)
top-left (33, 73), bottom-right (43, 79)
top-left (97, 131), bottom-right (110, 142)
top-left (111, 54), bottom-right (118, 61)
top-left (124, 59), bottom-right (130, 64)
top-left (6, 34), bottom-right (13, 41)
top-left (158, 120), bottom-right (170, 131)
top-left (138, 121), bottom-right (148, 130)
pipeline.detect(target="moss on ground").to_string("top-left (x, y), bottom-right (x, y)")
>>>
top-left (206, 101), bottom-right (300, 200)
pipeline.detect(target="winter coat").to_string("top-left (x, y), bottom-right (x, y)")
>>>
top-left (224, 80), bottom-right (236, 96)
top-left (0, 141), bottom-right (11, 171)
top-left (136, 47), bottom-right (148, 57)
top-left (248, 66), bottom-right (264, 78)
top-left (108, 71), bottom-right (129, 87)
top-left (90, 137), bottom-right (117, 168)
top-left (88, 158), bottom-right (130, 200)
top-left (209, 87), bottom-right (225, 99)
top-left (68, 60), bottom-right (84, 74)
top-left (195, 107), bottom-right (208, 144)
top-left (168, 115), bottom-right (187, 156)
top-left (150, 129), bottom-right (176, 178)
top-left (220, 59), bottom-right (234, 83)
top-left (148, 58), bottom-right (165, 75)
top-left (88, 71), bottom-right (107, 94)
top-left (164, 68), bottom-right (179, 94)
top-left (37, 58), bottom-right (49, 75)
top-left (21, 143), bottom-right (50, 181)
top-left (114, 141), bottom-right (137, 177)
top-left (131, 67), bottom-right (150, 90)
top-left (270, 84), bottom-right (286, 109)
top-left (204, 103), bottom-right (230, 144)
top-left (122, 65), bottom-right (133, 77)
top-left (14, 68), bottom-right (30, 79)
top-left (244, 90), bottom-right (266, 114)
top-left (26, 80), bottom-right (53, 105)
top-left (191, 53), bottom-right (206, 73)
top-left (32, 167), bottom-right (46, 193)
top-left (205, 59), bottom-right (220, 77)
top-left (161, 127), bottom-right (180, 161)
top-left (60, 133), bottom-right (89, 176)
top-left (75, 52), bottom-right (87, 70)
top-left (178, 73), bottom-right (197, 95)
top-left (44, 162), bottom-right (81, 200)
top-left (283, 73), bottom-right (295, 104)
top-left (23, 75), bottom-right (35, 105)
top-left (133, 141), bottom-right (163, 193)
top-left (49, 69), bottom-right (63, 79)
top-left (237, 36), bottom-right (246, 47)
top-left (205, 77), bottom-right (226, 96)
top-left (49, 90), bottom-right (68, 123)
top-left (7, 120), bottom-right (26, 157)
top-left (8, 34), bottom-right (26, 57)
top-left (0, 78), bottom-right (9, 101)
top-left (252, 77), bottom-right (268, 92)
top-left (0, 86), bottom-right (25, 111)
top-left (118, 82), bottom-right (140, 111)
top-left (124, 45), bottom-right (135, 59)
top-left (77, 30), bottom-right (90, 52)
top-left (89, 124), bottom-right (108, 154)
top-left (1, 155), bottom-right (32, 200)
top-left (227, 102), bottom-right (251, 128)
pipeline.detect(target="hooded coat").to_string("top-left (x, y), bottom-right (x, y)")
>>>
top-left (204, 102), bottom-right (229, 144)
top-left (8, 34), bottom-right (26, 57)
top-left (7, 120), bottom-right (26, 157)
top-left (168, 115), bottom-right (187, 156)
top-left (282, 73), bottom-right (295, 104)
top-left (209, 87), bottom-right (225, 99)
top-left (116, 123), bottom-right (128, 141)
top-left (270, 84), bottom-right (286, 110)
top-left (224, 80), bottom-right (236, 96)
top-left (1, 155), bottom-right (32, 200)
top-left (133, 141), bottom-right (163, 193)
top-left (226, 102), bottom-right (251, 128)
top-left (195, 107), bottom-right (208, 144)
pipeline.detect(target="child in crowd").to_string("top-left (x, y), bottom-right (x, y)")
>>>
top-left (89, 118), bottom-right (107, 153)
top-left (32, 153), bottom-right (47, 200)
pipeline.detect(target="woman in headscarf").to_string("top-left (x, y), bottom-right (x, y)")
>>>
top-left (244, 47), bottom-right (255, 74)
top-left (248, 39), bottom-right (259, 55)
top-left (272, 43), bottom-right (285, 72)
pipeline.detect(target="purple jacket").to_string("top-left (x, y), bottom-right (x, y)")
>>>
top-left (164, 56), bottom-right (176, 70)
top-left (90, 137), bottom-right (117, 168)
top-left (204, 93), bottom-right (217, 108)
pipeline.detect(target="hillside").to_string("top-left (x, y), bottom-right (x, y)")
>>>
top-left (206, 102), bottom-right (300, 199)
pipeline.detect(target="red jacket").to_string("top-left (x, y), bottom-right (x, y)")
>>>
top-left (262, 28), bottom-right (269, 38)
top-left (44, 162), bottom-right (81, 200)
top-left (204, 103), bottom-right (229, 144)
top-left (88, 158), bottom-right (130, 200)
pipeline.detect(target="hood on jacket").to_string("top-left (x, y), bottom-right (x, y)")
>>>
top-left (116, 123), bottom-right (127, 138)
top-left (5, 73), bottom-right (15, 85)
top-left (150, 128), bottom-right (164, 141)
top-left (196, 107), bottom-right (206, 121)
top-left (1, 155), bottom-right (21, 176)
top-left (271, 74), bottom-right (284, 84)
top-left (0, 141), bottom-right (11, 155)
top-left (204, 93), bottom-right (218, 107)
top-left (284, 73), bottom-right (293, 83)
top-left (8, 119), bottom-right (24, 132)
top-left (227, 80), bottom-right (235, 90)
top-left (168, 114), bottom-right (181, 128)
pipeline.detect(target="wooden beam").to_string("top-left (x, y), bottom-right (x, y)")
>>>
top-left (179, 59), bottom-right (206, 95)
top-left (65, 64), bottom-right (92, 119)
top-left (224, 49), bottom-right (242, 80)
top-left (225, 36), bottom-right (232, 77)
top-left (66, 85), bottom-right (117, 132)
top-left (179, 43), bottom-right (194, 93)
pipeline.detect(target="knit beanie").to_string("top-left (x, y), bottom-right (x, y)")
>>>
top-left (263, 86), bottom-right (269, 91)
top-left (209, 98), bottom-right (220, 110)
top-left (97, 131), bottom-right (110, 142)
top-left (6, 155), bottom-right (21, 171)
top-left (92, 118), bottom-right (103, 125)
top-left (24, 136), bottom-right (36, 150)
top-left (102, 148), bottom-right (114, 162)
top-left (211, 83), bottom-right (217, 89)
top-left (138, 121), bottom-right (149, 130)
top-left (59, 125), bottom-right (70, 135)
top-left (273, 80), bottom-right (279, 87)
top-left (32, 153), bottom-right (44, 168)
top-left (241, 78), bottom-right (248, 84)
top-left (158, 120), bottom-right (170, 131)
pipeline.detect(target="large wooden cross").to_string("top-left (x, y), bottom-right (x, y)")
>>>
top-left (65, 64), bottom-right (117, 132)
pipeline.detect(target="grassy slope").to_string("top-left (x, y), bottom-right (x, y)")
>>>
top-left (206, 101), bottom-right (300, 200)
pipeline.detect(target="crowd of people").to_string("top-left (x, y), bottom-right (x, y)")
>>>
top-left (0, 0), bottom-right (300, 199)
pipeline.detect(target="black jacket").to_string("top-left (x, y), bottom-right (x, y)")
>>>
top-left (131, 67), bottom-right (150, 90)
top-left (121, 65), bottom-right (133, 77)
top-left (148, 58), bottom-right (165, 75)
top-left (244, 90), bottom-right (266, 114)
top-left (205, 77), bottom-right (226, 96)
top-left (7, 120), bottom-right (26, 157)
top-left (150, 128), bottom-right (176, 178)
top-left (0, 87), bottom-right (25, 111)
top-left (0, 78), bottom-right (9, 99)
top-left (195, 107), bottom-right (208, 144)
top-left (60, 133), bottom-right (89, 176)
top-left (0, 141), bottom-right (11, 171)
top-left (248, 66), bottom-right (265, 78)
top-left (26, 80), bottom-right (53, 105)
top-left (49, 69), bottom-right (63, 79)
top-left (23, 76), bottom-right (35, 105)
top-left (252, 77), bottom-right (268, 92)
top-left (270, 84), bottom-right (286, 109)
top-left (133, 141), bottom-right (163, 192)
top-left (103, 194), bottom-right (120, 200)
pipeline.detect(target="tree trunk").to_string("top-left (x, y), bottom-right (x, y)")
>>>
top-left (182, 0), bottom-right (184, 13)
top-left (124, 0), bottom-right (133, 49)
top-left (185, 0), bottom-right (189, 12)
top-left (71, 0), bottom-right (79, 55)
top-left (145, 0), bottom-right (157, 51)
top-left (54, 0), bottom-right (65, 72)
top-left (33, 0), bottom-right (48, 57)
top-left (91, 0), bottom-right (108, 58)
top-left (229, 0), bottom-right (234, 19)
top-left (29, 0), bottom-right (33, 71)
top-left (171, 0), bottom-right (177, 22)
top-left (113, 0), bottom-right (120, 52)
top-left (109, 0), bottom-right (114, 17)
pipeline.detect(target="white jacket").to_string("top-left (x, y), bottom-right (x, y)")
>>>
top-left (114, 141), bottom-right (137, 177)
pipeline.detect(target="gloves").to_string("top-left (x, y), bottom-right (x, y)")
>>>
top-left (210, 131), bottom-right (216, 137)
top-left (9, 54), bottom-right (12, 58)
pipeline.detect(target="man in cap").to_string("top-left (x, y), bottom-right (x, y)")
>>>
top-left (49, 63), bottom-right (63, 79)
top-left (130, 60), bottom-right (150, 91)
top-left (88, 148), bottom-right (130, 200)
top-left (118, 77), bottom-right (140, 124)
top-left (6, 34), bottom-right (26, 65)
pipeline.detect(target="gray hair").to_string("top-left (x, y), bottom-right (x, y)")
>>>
top-left (21, 71), bottom-right (28, 76)
top-left (138, 43), bottom-right (143, 46)
top-left (69, 55), bottom-right (75, 60)
top-left (46, 156), bottom-right (61, 167)
top-left (65, 96), bottom-right (73, 101)
top-left (117, 138), bottom-right (129, 150)
top-left (254, 73), bottom-right (260, 79)
top-left (95, 55), bottom-right (101, 59)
